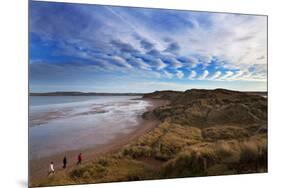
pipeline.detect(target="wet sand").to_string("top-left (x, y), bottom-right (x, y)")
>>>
top-left (29, 98), bottom-right (168, 182)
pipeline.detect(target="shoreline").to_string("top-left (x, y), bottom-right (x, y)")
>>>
top-left (29, 98), bottom-right (168, 183)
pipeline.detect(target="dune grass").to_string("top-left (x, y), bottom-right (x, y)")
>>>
top-left (122, 122), bottom-right (202, 161)
top-left (161, 133), bottom-right (267, 178)
top-left (34, 157), bottom-right (159, 187)
top-left (202, 126), bottom-right (250, 141)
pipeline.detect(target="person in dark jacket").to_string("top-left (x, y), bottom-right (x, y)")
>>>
top-left (77, 153), bottom-right (82, 165)
top-left (63, 156), bottom-right (67, 168)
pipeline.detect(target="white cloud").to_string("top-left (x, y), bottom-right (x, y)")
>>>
top-left (198, 70), bottom-right (209, 80)
top-left (163, 70), bottom-right (173, 79)
top-left (220, 71), bottom-right (234, 80)
top-left (184, 56), bottom-right (199, 68)
top-left (155, 14), bottom-right (266, 81)
top-left (209, 71), bottom-right (222, 80)
top-left (229, 70), bottom-right (244, 80)
top-left (176, 70), bottom-right (184, 79)
top-left (188, 70), bottom-right (197, 80)
top-left (208, 69), bottom-right (266, 82)
top-left (111, 56), bottom-right (132, 69)
top-left (237, 69), bottom-right (266, 82)
top-left (171, 58), bottom-right (182, 69)
top-left (131, 58), bottom-right (151, 70)
top-left (154, 58), bottom-right (167, 70)
top-left (73, 11), bottom-right (267, 83)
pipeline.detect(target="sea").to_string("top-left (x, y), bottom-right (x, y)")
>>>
top-left (29, 95), bottom-right (151, 159)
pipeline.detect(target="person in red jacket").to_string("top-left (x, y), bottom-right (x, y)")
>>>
top-left (77, 153), bottom-right (82, 165)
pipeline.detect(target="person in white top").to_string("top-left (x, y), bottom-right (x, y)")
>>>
top-left (48, 162), bottom-right (55, 176)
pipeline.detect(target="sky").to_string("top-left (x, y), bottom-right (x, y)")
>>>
top-left (29, 1), bottom-right (267, 93)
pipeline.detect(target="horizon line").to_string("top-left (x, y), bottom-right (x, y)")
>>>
top-left (29, 88), bottom-right (268, 94)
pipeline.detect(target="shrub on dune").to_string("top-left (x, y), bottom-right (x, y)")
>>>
top-left (239, 134), bottom-right (267, 171)
top-left (215, 140), bottom-right (241, 163)
top-left (202, 126), bottom-right (250, 141)
top-left (70, 163), bottom-right (108, 181)
top-left (153, 125), bottom-right (202, 160)
top-left (161, 143), bottom-right (218, 177)
top-left (161, 135), bottom-right (267, 178)
top-left (122, 145), bottom-right (152, 158)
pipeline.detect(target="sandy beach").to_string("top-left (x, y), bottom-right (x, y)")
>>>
top-left (29, 98), bottom-right (168, 183)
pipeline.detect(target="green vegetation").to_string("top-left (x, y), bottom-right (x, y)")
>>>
top-left (34, 157), bottom-right (157, 187)
top-left (122, 122), bottom-right (202, 161)
top-left (32, 89), bottom-right (267, 187)
top-left (162, 134), bottom-right (267, 178)
top-left (202, 126), bottom-right (250, 141)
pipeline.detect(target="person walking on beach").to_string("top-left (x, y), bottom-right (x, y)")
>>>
top-left (63, 156), bottom-right (67, 169)
top-left (77, 153), bottom-right (82, 165)
top-left (48, 162), bottom-right (55, 176)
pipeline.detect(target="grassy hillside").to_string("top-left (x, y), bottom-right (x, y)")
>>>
top-left (32, 89), bottom-right (267, 187)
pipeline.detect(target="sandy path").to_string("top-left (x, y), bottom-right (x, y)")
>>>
top-left (29, 99), bottom-right (168, 182)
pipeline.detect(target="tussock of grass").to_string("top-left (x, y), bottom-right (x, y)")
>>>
top-left (206, 164), bottom-right (235, 176)
top-left (154, 125), bottom-right (202, 160)
top-left (70, 163), bottom-right (108, 182)
top-left (215, 140), bottom-right (241, 163)
top-left (121, 122), bottom-right (170, 159)
top-left (123, 145), bottom-right (152, 158)
top-left (161, 145), bottom-right (217, 178)
top-left (239, 134), bottom-right (267, 169)
top-left (33, 170), bottom-right (75, 187)
top-left (137, 122), bottom-right (170, 146)
top-left (202, 126), bottom-right (250, 141)
top-left (122, 122), bottom-right (202, 160)
top-left (83, 159), bottom-right (155, 183)
top-left (161, 135), bottom-right (267, 178)
top-left (34, 157), bottom-right (157, 186)
top-left (96, 156), bottom-right (114, 167)
top-left (36, 158), bottom-right (157, 186)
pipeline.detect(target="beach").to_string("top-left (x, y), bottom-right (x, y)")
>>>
top-left (29, 96), bottom-right (168, 182)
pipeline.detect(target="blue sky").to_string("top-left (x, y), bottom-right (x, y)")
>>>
top-left (29, 1), bottom-right (267, 93)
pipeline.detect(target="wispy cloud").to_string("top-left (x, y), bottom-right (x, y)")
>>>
top-left (229, 70), bottom-right (244, 80)
top-left (220, 71), bottom-right (234, 80)
top-left (171, 57), bottom-right (183, 69)
top-left (163, 70), bottom-right (173, 79)
top-left (188, 70), bottom-right (197, 80)
top-left (176, 70), bottom-right (184, 79)
top-left (198, 70), bottom-right (209, 80)
top-left (131, 57), bottom-right (151, 70)
top-left (154, 58), bottom-right (167, 70)
top-left (210, 71), bottom-right (222, 80)
top-left (111, 56), bottom-right (132, 69)
top-left (164, 41), bottom-right (180, 54)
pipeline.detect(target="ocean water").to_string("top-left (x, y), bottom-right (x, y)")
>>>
top-left (29, 96), bottom-right (151, 159)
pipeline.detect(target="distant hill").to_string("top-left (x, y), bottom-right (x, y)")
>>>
top-left (143, 90), bottom-right (183, 100)
top-left (144, 88), bottom-right (267, 127)
top-left (30, 92), bottom-right (144, 96)
top-left (30, 89), bottom-right (267, 97)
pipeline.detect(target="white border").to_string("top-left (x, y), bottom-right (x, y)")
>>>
top-left (1, 0), bottom-right (281, 188)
